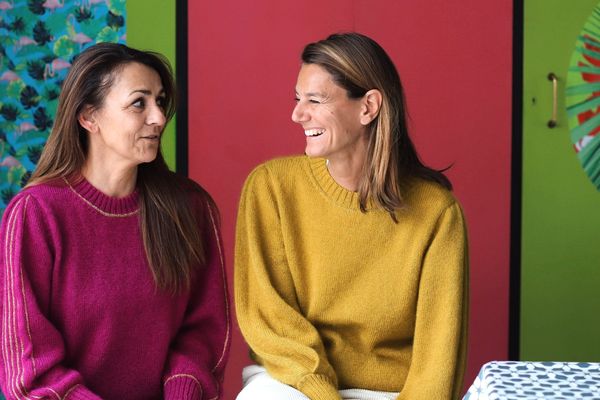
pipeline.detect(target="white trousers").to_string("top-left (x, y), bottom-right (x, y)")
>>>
top-left (236, 365), bottom-right (399, 400)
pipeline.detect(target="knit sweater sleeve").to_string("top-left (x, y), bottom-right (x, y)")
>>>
top-left (235, 165), bottom-right (341, 400)
top-left (0, 194), bottom-right (101, 400)
top-left (162, 201), bottom-right (231, 400)
top-left (397, 201), bottom-right (469, 400)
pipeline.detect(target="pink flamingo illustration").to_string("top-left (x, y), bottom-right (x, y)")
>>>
top-left (44, 58), bottom-right (71, 79)
top-left (17, 36), bottom-right (36, 46)
top-left (13, 36), bottom-right (37, 52)
top-left (66, 15), bottom-right (92, 47)
top-left (0, 70), bottom-right (19, 82)
top-left (72, 32), bottom-right (92, 45)
top-left (0, 156), bottom-right (21, 168)
top-left (43, 0), bottom-right (64, 10)
top-left (17, 122), bottom-right (38, 135)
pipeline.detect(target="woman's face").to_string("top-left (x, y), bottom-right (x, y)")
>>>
top-left (292, 63), bottom-right (368, 163)
top-left (85, 62), bottom-right (166, 169)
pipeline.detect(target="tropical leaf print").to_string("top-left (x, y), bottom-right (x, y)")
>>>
top-left (32, 20), bottom-right (52, 45)
top-left (27, 0), bottom-right (46, 16)
top-left (75, 6), bottom-right (93, 23)
top-left (566, 2), bottom-right (600, 191)
top-left (0, 104), bottom-right (19, 121)
top-left (0, 0), bottom-right (127, 217)
top-left (20, 85), bottom-right (41, 109)
top-left (33, 106), bottom-right (52, 130)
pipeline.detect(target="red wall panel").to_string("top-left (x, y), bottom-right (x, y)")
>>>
top-left (188, 1), bottom-right (512, 398)
top-left (353, 0), bottom-right (513, 392)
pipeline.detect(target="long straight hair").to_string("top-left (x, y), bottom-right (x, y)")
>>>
top-left (28, 43), bottom-right (213, 293)
top-left (301, 33), bottom-right (452, 221)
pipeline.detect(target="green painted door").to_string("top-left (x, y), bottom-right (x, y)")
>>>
top-left (522, 0), bottom-right (600, 360)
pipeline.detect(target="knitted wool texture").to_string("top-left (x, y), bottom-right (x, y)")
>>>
top-left (235, 156), bottom-right (468, 400)
top-left (0, 178), bottom-right (230, 400)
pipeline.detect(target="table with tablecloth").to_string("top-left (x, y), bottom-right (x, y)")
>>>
top-left (463, 361), bottom-right (600, 399)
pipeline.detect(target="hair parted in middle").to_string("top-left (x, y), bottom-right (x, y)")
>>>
top-left (301, 32), bottom-right (451, 221)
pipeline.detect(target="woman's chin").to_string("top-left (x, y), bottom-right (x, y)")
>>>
top-left (304, 145), bottom-right (326, 159)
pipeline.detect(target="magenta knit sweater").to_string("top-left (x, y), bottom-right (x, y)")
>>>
top-left (0, 178), bottom-right (230, 400)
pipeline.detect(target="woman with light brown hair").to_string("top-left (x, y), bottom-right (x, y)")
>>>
top-left (0, 43), bottom-right (230, 399)
top-left (235, 32), bottom-right (468, 400)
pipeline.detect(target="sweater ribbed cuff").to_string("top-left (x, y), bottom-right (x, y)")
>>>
top-left (297, 374), bottom-right (341, 400)
top-left (163, 375), bottom-right (202, 399)
top-left (63, 385), bottom-right (103, 400)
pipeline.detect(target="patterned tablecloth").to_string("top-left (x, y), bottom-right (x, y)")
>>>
top-left (463, 361), bottom-right (600, 400)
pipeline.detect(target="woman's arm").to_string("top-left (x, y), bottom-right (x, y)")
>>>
top-left (235, 165), bottom-right (341, 400)
top-left (162, 201), bottom-right (231, 400)
top-left (0, 194), bottom-right (101, 400)
top-left (397, 201), bottom-right (469, 400)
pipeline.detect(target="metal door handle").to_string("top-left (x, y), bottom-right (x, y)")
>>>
top-left (548, 73), bottom-right (558, 128)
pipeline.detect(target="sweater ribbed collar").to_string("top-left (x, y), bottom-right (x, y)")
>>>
top-left (66, 176), bottom-right (139, 217)
top-left (307, 157), bottom-right (364, 210)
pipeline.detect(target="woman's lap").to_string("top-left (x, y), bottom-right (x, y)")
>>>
top-left (236, 365), bottom-right (309, 400)
top-left (236, 365), bottom-right (398, 400)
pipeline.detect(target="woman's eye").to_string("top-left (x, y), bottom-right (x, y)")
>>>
top-left (293, 97), bottom-right (320, 104)
top-left (132, 99), bottom-right (145, 108)
top-left (157, 97), bottom-right (166, 108)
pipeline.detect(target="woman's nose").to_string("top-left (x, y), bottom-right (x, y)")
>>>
top-left (148, 103), bottom-right (166, 126)
top-left (291, 102), bottom-right (308, 123)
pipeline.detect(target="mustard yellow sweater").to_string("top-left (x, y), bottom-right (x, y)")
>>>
top-left (235, 156), bottom-right (469, 400)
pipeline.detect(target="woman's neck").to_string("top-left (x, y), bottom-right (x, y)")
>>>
top-left (326, 144), bottom-right (368, 192)
top-left (81, 159), bottom-right (138, 198)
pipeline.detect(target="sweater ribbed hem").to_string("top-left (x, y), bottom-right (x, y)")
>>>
top-left (67, 176), bottom-right (139, 216)
top-left (63, 385), bottom-right (103, 400)
top-left (163, 375), bottom-right (203, 399)
top-left (297, 374), bottom-right (341, 400)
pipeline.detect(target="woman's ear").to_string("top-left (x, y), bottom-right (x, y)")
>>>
top-left (78, 105), bottom-right (97, 133)
top-left (360, 89), bottom-right (382, 126)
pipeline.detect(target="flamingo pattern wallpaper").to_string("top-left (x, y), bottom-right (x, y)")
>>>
top-left (0, 0), bottom-right (126, 216)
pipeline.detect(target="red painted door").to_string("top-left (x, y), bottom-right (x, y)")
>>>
top-left (187, 1), bottom-right (513, 397)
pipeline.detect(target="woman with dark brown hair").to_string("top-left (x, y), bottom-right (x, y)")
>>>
top-left (0, 43), bottom-right (230, 399)
top-left (235, 32), bottom-right (468, 400)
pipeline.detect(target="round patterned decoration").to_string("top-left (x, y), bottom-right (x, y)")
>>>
top-left (566, 1), bottom-right (600, 191)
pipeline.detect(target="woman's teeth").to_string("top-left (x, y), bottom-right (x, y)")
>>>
top-left (305, 129), bottom-right (325, 137)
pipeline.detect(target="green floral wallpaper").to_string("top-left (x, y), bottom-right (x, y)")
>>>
top-left (0, 0), bottom-right (127, 216)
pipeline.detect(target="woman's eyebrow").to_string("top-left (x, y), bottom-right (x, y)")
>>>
top-left (296, 90), bottom-right (327, 97)
top-left (128, 88), bottom-right (165, 96)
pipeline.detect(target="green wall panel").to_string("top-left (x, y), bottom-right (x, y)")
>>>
top-left (522, 0), bottom-right (600, 361)
top-left (126, 0), bottom-right (177, 170)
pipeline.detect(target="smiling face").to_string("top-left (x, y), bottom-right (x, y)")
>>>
top-left (83, 62), bottom-right (167, 169)
top-left (292, 63), bottom-right (368, 164)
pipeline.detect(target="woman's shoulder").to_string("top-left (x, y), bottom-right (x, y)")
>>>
top-left (2, 179), bottom-right (69, 225)
top-left (245, 155), bottom-right (309, 183)
top-left (170, 173), bottom-right (219, 218)
top-left (158, 172), bottom-right (220, 235)
top-left (404, 177), bottom-right (460, 212)
top-left (10, 179), bottom-right (69, 206)
top-left (170, 173), bottom-right (215, 207)
top-left (252, 154), bottom-right (307, 173)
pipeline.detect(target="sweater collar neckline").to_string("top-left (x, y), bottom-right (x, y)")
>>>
top-left (66, 176), bottom-right (139, 217)
top-left (307, 156), bottom-right (363, 209)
